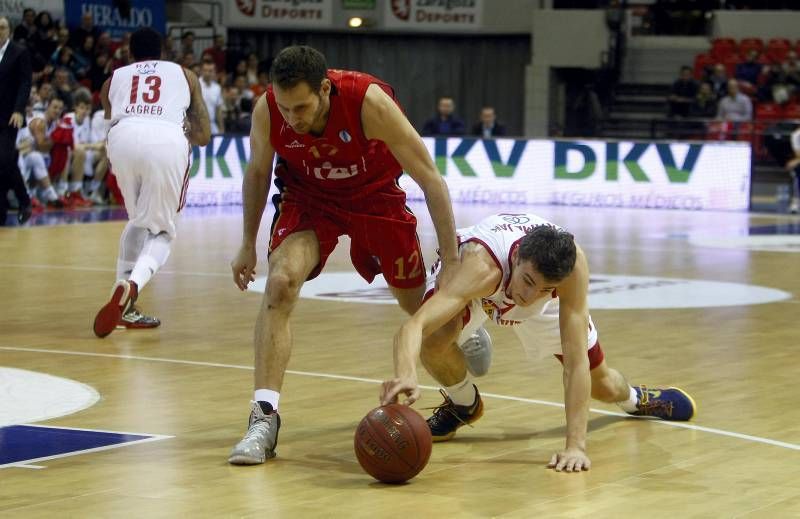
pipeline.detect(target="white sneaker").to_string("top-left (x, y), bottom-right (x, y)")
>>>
top-left (458, 327), bottom-right (493, 377)
top-left (228, 401), bottom-right (281, 465)
top-left (790, 197), bottom-right (799, 214)
top-left (90, 191), bottom-right (107, 205)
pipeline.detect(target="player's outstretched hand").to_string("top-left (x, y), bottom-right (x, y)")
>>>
top-left (380, 377), bottom-right (421, 406)
top-left (547, 448), bottom-right (591, 473)
top-left (231, 245), bottom-right (257, 291)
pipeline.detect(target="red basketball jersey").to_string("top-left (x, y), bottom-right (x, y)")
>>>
top-left (266, 69), bottom-right (404, 203)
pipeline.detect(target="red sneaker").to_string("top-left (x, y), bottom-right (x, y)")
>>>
top-left (93, 280), bottom-right (138, 338)
top-left (66, 191), bottom-right (93, 208)
top-left (117, 306), bottom-right (161, 329)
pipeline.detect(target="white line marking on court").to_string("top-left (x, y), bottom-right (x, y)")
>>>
top-left (11, 464), bottom-right (46, 469)
top-left (3, 346), bottom-right (800, 452)
top-left (0, 263), bottom-right (230, 278)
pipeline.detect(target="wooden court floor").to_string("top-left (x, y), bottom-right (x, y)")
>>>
top-left (1, 202), bottom-right (799, 518)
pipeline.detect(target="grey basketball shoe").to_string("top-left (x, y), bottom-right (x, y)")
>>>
top-left (458, 326), bottom-right (493, 377)
top-left (228, 401), bottom-right (281, 465)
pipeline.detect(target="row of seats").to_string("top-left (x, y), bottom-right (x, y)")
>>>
top-left (709, 37), bottom-right (799, 61)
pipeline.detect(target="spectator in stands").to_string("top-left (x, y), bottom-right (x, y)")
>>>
top-left (422, 96), bottom-right (466, 136)
top-left (690, 82), bottom-right (718, 118)
top-left (112, 43), bottom-right (132, 69)
top-left (221, 84), bottom-right (241, 131)
top-left (200, 60), bottom-right (224, 134)
top-left (31, 11), bottom-right (57, 64)
top-left (250, 69), bottom-right (269, 98)
top-left (95, 31), bottom-right (112, 57)
top-left (88, 52), bottom-right (112, 92)
top-left (13, 8), bottom-right (36, 42)
top-left (203, 34), bottom-right (226, 74)
top-left (53, 66), bottom-right (75, 111)
top-left (180, 51), bottom-right (196, 70)
top-left (734, 50), bottom-right (765, 91)
top-left (233, 59), bottom-right (247, 81)
top-left (245, 52), bottom-right (260, 85)
top-left (707, 63), bottom-right (728, 99)
top-left (233, 74), bottom-right (254, 103)
top-left (73, 35), bottom-right (94, 76)
top-left (783, 51), bottom-right (800, 90)
top-left (179, 31), bottom-right (195, 60)
top-left (228, 96), bottom-right (253, 135)
top-left (471, 106), bottom-right (507, 138)
top-left (717, 79), bottom-right (752, 122)
top-left (667, 65), bottom-right (698, 117)
top-left (760, 63), bottom-right (792, 104)
top-left (68, 12), bottom-right (99, 51)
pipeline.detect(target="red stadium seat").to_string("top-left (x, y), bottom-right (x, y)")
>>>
top-left (693, 53), bottom-right (715, 80)
top-left (722, 54), bottom-right (741, 78)
top-left (756, 103), bottom-right (783, 121)
top-left (739, 38), bottom-right (764, 55)
top-left (766, 38), bottom-right (792, 63)
top-left (783, 103), bottom-right (800, 121)
top-left (711, 38), bottom-right (737, 61)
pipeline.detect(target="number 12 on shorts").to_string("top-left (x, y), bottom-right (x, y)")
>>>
top-left (394, 251), bottom-right (421, 280)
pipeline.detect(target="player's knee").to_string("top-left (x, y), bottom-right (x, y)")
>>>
top-left (265, 272), bottom-right (301, 308)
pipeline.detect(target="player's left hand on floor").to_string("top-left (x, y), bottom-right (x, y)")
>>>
top-left (380, 377), bottom-right (420, 406)
top-left (547, 448), bottom-right (591, 472)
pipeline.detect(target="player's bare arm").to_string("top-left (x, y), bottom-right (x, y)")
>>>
top-left (231, 94), bottom-right (275, 290)
top-left (183, 69), bottom-right (211, 147)
top-left (100, 77), bottom-right (112, 127)
top-left (382, 244), bottom-right (501, 406)
top-left (361, 84), bottom-right (459, 280)
top-left (28, 118), bottom-right (52, 152)
top-left (548, 245), bottom-right (592, 472)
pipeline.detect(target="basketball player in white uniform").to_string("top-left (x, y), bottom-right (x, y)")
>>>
top-left (93, 27), bottom-right (210, 338)
top-left (381, 213), bottom-right (697, 472)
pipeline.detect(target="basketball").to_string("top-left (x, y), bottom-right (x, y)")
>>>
top-left (354, 404), bottom-right (432, 484)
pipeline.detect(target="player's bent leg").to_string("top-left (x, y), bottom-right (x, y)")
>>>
top-left (458, 326), bottom-right (493, 377)
top-left (389, 283), bottom-right (425, 315)
top-left (589, 360), bottom-right (632, 403)
top-left (420, 316), bottom-right (484, 441)
top-left (230, 231), bottom-right (319, 465)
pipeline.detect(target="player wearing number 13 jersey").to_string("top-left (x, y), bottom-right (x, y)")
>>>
top-left (227, 45), bottom-right (459, 465)
top-left (92, 28), bottom-right (210, 338)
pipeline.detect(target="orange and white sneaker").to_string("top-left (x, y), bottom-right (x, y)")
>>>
top-left (118, 306), bottom-right (161, 330)
top-left (93, 280), bottom-right (138, 338)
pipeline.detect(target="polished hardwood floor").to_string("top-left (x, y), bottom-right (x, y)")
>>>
top-left (1, 202), bottom-right (799, 518)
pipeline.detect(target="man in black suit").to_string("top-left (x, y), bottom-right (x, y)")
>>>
top-left (471, 106), bottom-right (507, 139)
top-left (0, 16), bottom-right (33, 225)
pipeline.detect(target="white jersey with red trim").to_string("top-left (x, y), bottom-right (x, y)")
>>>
top-left (109, 60), bottom-right (189, 129)
top-left (458, 213), bottom-right (563, 326)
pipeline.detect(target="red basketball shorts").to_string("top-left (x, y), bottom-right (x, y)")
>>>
top-left (268, 184), bottom-right (425, 289)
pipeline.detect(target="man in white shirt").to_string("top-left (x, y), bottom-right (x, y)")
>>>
top-left (716, 79), bottom-right (752, 122)
top-left (200, 60), bottom-right (223, 134)
top-left (784, 126), bottom-right (800, 213)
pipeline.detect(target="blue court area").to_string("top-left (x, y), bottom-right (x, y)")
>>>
top-left (0, 425), bottom-right (156, 467)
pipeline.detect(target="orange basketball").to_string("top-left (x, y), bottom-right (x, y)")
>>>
top-left (354, 404), bottom-right (432, 483)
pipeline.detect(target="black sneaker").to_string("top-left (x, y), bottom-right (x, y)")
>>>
top-left (426, 386), bottom-right (484, 442)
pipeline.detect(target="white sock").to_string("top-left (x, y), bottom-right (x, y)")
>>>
top-left (90, 179), bottom-right (102, 193)
top-left (117, 223), bottom-right (148, 279)
top-left (617, 386), bottom-right (639, 413)
top-left (42, 186), bottom-right (58, 202)
top-left (128, 232), bottom-right (171, 289)
top-left (69, 181), bottom-right (82, 193)
top-left (254, 389), bottom-right (280, 411)
top-left (444, 377), bottom-right (476, 407)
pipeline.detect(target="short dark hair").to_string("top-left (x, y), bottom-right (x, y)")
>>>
top-left (517, 225), bottom-right (577, 282)
top-left (129, 27), bottom-right (162, 61)
top-left (72, 89), bottom-right (92, 107)
top-left (270, 45), bottom-right (327, 92)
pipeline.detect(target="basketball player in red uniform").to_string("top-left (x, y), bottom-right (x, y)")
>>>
top-left (92, 28), bottom-right (210, 338)
top-left (380, 213), bottom-right (697, 473)
top-left (228, 46), bottom-right (460, 464)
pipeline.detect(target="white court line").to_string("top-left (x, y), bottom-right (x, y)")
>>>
top-left (12, 465), bottom-right (45, 469)
top-left (0, 263), bottom-right (229, 278)
top-left (0, 424), bottom-right (173, 470)
top-left (2, 346), bottom-right (800, 452)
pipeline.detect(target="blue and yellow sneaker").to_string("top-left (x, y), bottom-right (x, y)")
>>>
top-left (426, 387), bottom-right (484, 442)
top-left (630, 385), bottom-right (697, 421)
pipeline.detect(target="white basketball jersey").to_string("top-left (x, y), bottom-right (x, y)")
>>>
top-left (458, 213), bottom-right (563, 326)
top-left (109, 60), bottom-right (190, 128)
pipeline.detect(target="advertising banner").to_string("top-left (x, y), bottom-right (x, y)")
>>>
top-left (64, 0), bottom-right (165, 39)
top-left (384, 0), bottom-right (482, 31)
top-left (185, 136), bottom-right (751, 212)
top-left (227, 0), bottom-right (333, 28)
